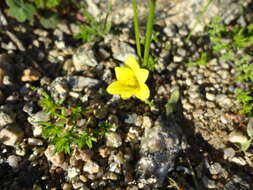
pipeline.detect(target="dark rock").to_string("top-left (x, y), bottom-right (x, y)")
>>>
top-left (136, 116), bottom-right (182, 188)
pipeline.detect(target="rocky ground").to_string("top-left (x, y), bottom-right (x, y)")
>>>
top-left (0, 0), bottom-right (253, 190)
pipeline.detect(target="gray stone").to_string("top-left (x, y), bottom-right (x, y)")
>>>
top-left (50, 77), bottom-right (69, 103)
top-left (206, 93), bottom-right (216, 101)
top-left (67, 167), bottom-right (80, 179)
top-left (73, 43), bottom-right (98, 71)
top-left (66, 76), bottom-right (100, 91)
top-left (7, 155), bottom-right (21, 168)
top-left (223, 147), bottom-right (235, 159)
top-left (231, 157), bottom-right (246, 166)
top-left (177, 48), bottom-right (187, 57)
top-left (111, 40), bottom-right (136, 62)
top-left (141, 116), bottom-right (153, 129)
top-left (163, 24), bottom-right (177, 37)
top-left (50, 76), bottom-right (100, 102)
top-left (0, 124), bottom-right (24, 147)
top-left (62, 183), bottom-right (73, 190)
top-left (28, 138), bottom-right (43, 146)
top-left (124, 113), bottom-right (138, 125)
top-left (202, 176), bottom-right (217, 189)
top-left (28, 111), bottom-right (50, 125)
top-left (0, 111), bottom-right (14, 129)
top-left (106, 132), bottom-right (122, 148)
top-left (209, 162), bottom-right (222, 175)
top-left (216, 94), bottom-right (232, 109)
top-left (136, 116), bottom-right (182, 187)
top-left (83, 160), bottom-right (100, 174)
top-left (44, 145), bottom-right (65, 167)
top-left (228, 131), bottom-right (248, 144)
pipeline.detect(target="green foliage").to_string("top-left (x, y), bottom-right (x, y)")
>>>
top-left (40, 13), bottom-right (59, 29)
top-left (236, 89), bottom-right (253, 116)
top-left (5, 0), bottom-right (62, 28)
top-left (6, 0), bottom-right (36, 22)
top-left (34, 0), bottom-right (60, 8)
top-left (187, 52), bottom-right (208, 67)
top-left (208, 16), bottom-right (229, 53)
top-left (38, 90), bottom-right (112, 154)
top-left (75, 11), bottom-right (111, 43)
top-left (188, 16), bottom-right (253, 116)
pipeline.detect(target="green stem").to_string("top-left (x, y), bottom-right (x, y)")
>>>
top-left (143, 0), bottom-right (156, 67)
top-left (132, 0), bottom-right (142, 61)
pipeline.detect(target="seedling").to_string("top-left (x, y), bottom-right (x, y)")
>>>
top-left (37, 89), bottom-right (112, 153)
top-left (75, 10), bottom-right (111, 43)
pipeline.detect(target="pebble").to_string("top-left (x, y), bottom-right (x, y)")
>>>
top-left (173, 56), bottom-right (183, 62)
top-left (209, 162), bottom-right (222, 175)
top-left (124, 113), bottom-right (138, 124)
top-left (189, 91), bottom-right (200, 99)
top-left (44, 145), bottom-right (65, 167)
top-left (67, 167), bottom-right (79, 179)
top-left (28, 111), bottom-right (50, 125)
top-left (202, 176), bottom-right (217, 189)
top-left (102, 172), bottom-right (118, 180)
top-left (99, 147), bottom-right (110, 158)
top-left (0, 124), bottom-right (24, 146)
top-left (79, 175), bottom-right (88, 183)
top-left (163, 24), bottom-right (177, 37)
top-left (206, 93), bottom-right (216, 101)
top-left (141, 116), bottom-right (152, 129)
top-left (228, 131), bottom-right (248, 144)
top-left (7, 155), bottom-right (21, 168)
top-left (231, 157), bottom-right (246, 166)
top-left (224, 147), bottom-right (236, 160)
top-left (216, 94), bottom-right (232, 109)
top-left (73, 43), bottom-right (98, 71)
top-left (28, 138), bottom-right (43, 146)
top-left (83, 160), bottom-right (100, 174)
top-left (21, 68), bottom-right (41, 82)
top-left (66, 76), bottom-right (100, 91)
top-left (111, 40), bottom-right (136, 62)
top-left (106, 132), bottom-right (122, 148)
top-left (0, 111), bottom-right (14, 129)
top-left (62, 183), bottom-right (73, 190)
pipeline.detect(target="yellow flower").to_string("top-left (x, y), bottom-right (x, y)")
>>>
top-left (107, 56), bottom-right (150, 101)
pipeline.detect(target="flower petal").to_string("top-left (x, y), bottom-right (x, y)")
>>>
top-left (115, 67), bottom-right (135, 83)
top-left (135, 84), bottom-right (150, 101)
top-left (124, 56), bottom-right (140, 71)
top-left (121, 93), bottom-right (132, 100)
top-left (106, 81), bottom-right (124, 95)
top-left (135, 68), bottom-right (149, 83)
top-left (107, 81), bottom-right (135, 98)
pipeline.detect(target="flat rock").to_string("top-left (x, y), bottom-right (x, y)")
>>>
top-left (73, 43), bottom-right (98, 71)
top-left (44, 145), bottom-right (65, 167)
top-left (136, 116), bottom-right (182, 188)
top-left (0, 111), bottom-right (14, 129)
top-left (0, 124), bottom-right (24, 147)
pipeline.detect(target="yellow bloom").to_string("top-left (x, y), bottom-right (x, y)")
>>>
top-left (107, 56), bottom-right (150, 101)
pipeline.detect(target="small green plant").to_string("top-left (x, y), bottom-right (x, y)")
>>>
top-left (188, 16), bottom-right (253, 116)
top-left (75, 10), bottom-right (112, 43)
top-left (5, 0), bottom-right (63, 28)
top-left (37, 90), bottom-right (112, 154)
top-left (236, 89), bottom-right (253, 116)
top-left (132, 0), bottom-right (157, 71)
top-left (187, 52), bottom-right (208, 67)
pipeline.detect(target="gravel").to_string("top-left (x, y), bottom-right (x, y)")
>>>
top-left (0, 0), bottom-right (253, 189)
